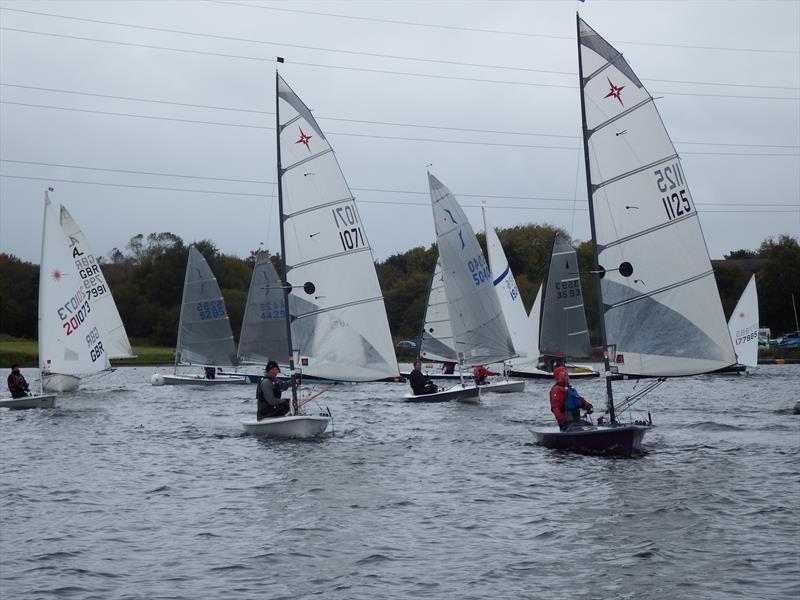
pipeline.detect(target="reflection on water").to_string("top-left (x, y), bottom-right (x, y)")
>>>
top-left (1, 365), bottom-right (798, 599)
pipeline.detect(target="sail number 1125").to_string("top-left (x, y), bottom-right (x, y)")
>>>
top-left (653, 161), bottom-right (692, 221)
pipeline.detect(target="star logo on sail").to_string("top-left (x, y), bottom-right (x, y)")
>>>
top-left (604, 77), bottom-right (625, 106)
top-left (51, 269), bottom-right (62, 282)
top-left (296, 128), bottom-right (312, 151)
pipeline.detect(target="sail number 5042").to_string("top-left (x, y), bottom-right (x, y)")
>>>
top-left (332, 205), bottom-right (366, 252)
top-left (654, 162), bottom-right (692, 221)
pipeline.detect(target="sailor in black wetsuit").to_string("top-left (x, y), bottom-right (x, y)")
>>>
top-left (256, 360), bottom-right (291, 419)
top-left (408, 360), bottom-right (438, 396)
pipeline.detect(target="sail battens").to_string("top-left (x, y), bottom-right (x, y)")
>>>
top-left (289, 246), bottom-right (371, 271)
top-left (568, 330), bottom-right (589, 336)
top-left (601, 210), bottom-right (695, 251)
top-left (492, 264), bottom-right (510, 286)
top-left (283, 196), bottom-right (356, 220)
top-left (293, 296), bottom-right (385, 320)
top-left (282, 147), bottom-right (334, 173)
top-left (587, 97), bottom-right (653, 137)
top-left (592, 153), bottom-right (679, 192)
top-left (608, 270), bottom-right (715, 310)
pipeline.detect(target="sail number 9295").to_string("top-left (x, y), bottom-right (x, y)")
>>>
top-left (654, 162), bottom-right (692, 221)
top-left (332, 205), bottom-right (366, 252)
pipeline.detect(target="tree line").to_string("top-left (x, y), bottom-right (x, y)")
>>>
top-left (1, 229), bottom-right (798, 347)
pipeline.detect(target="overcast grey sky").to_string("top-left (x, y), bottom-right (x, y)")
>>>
top-left (1, 0), bottom-right (798, 265)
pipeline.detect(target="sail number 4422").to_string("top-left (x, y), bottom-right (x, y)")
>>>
top-left (654, 162), bottom-right (692, 221)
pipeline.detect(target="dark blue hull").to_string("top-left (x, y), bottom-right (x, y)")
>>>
top-left (532, 424), bottom-right (648, 456)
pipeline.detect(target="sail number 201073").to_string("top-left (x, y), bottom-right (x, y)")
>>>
top-left (654, 161), bottom-right (692, 221)
top-left (332, 205), bottom-right (366, 252)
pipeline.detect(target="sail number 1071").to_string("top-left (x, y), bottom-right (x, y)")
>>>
top-left (654, 161), bottom-right (692, 221)
top-left (332, 205), bottom-right (366, 252)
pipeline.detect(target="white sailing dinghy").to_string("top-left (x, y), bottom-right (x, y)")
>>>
top-left (3, 191), bottom-right (110, 406)
top-left (399, 258), bottom-right (463, 382)
top-left (235, 250), bottom-right (290, 383)
top-left (532, 16), bottom-right (736, 454)
top-left (403, 174), bottom-right (520, 402)
top-left (242, 72), bottom-right (399, 437)
top-left (725, 274), bottom-right (759, 371)
top-left (511, 234), bottom-right (599, 379)
top-left (151, 246), bottom-right (246, 386)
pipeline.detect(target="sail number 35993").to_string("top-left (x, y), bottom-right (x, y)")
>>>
top-left (654, 162), bottom-right (692, 221)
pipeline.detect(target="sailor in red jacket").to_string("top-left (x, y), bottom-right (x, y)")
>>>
top-left (473, 365), bottom-right (498, 385)
top-left (549, 366), bottom-right (593, 430)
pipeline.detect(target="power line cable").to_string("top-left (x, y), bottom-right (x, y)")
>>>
top-left (209, 0), bottom-right (800, 55)
top-left (3, 101), bottom-right (798, 157)
top-left (1, 27), bottom-right (798, 101)
top-left (2, 168), bottom-right (797, 209)
top-left (2, 7), bottom-right (797, 90)
top-left (3, 83), bottom-right (797, 149)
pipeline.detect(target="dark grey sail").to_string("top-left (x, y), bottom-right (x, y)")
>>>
top-left (538, 234), bottom-right (592, 359)
top-left (175, 246), bottom-right (238, 367)
top-left (238, 251), bottom-right (290, 365)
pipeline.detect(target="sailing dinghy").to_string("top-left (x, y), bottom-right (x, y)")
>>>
top-left (151, 246), bottom-right (246, 386)
top-left (243, 72), bottom-right (398, 436)
top-left (724, 275), bottom-right (759, 372)
top-left (511, 234), bottom-right (599, 379)
top-left (3, 191), bottom-right (109, 406)
top-left (532, 16), bottom-right (736, 455)
top-left (402, 174), bottom-right (521, 403)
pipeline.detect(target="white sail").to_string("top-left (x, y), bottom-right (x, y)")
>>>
top-left (39, 191), bottom-right (111, 391)
top-left (419, 258), bottom-right (458, 363)
top-left (277, 74), bottom-right (398, 381)
top-left (238, 251), bottom-right (290, 365)
top-left (58, 206), bottom-right (133, 359)
top-left (578, 17), bottom-right (736, 376)
top-left (538, 234), bottom-right (592, 359)
top-left (428, 173), bottom-right (515, 367)
top-left (482, 209), bottom-right (534, 367)
top-left (727, 275), bottom-right (759, 368)
top-left (175, 246), bottom-right (238, 367)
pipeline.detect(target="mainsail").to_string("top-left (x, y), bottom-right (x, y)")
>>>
top-left (175, 246), bottom-right (238, 367)
top-left (727, 275), bottom-right (759, 368)
top-left (58, 205), bottom-right (134, 359)
top-left (428, 173), bottom-right (515, 366)
top-left (483, 209), bottom-right (535, 366)
top-left (39, 191), bottom-right (111, 381)
top-left (419, 258), bottom-right (458, 363)
top-left (578, 16), bottom-right (736, 377)
top-left (538, 234), bottom-right (592, 359)
top-left (238, 251), bottom-right (290, 365)
top-left (276, 74), bottom-right (398, 381)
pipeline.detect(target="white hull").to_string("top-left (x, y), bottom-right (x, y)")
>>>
top-left (0, 394), bottom-right (56, 410)
top-left (42, 373), bottom-right (80, 393)
top-left (403, 382), bottom-right (481, 403)
top-left (241, 415), bottom-right (331, 438)
top-left (151, 373), bottom-right (249, 386)
top-left (399, 370), bottom-right (463, 382)
top-left (479, 379), bottom-right (525, 394)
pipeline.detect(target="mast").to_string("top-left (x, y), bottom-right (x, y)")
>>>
top-left (576, 13), bottom-right (616, 423)
top-left (275, 69), bottom-right (299, 414)
top-left (173, 246), bottom-right (192, 376)
top-left (38, 190), bottom-right (50, 393)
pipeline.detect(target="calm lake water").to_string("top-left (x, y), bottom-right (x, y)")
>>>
top-left (1, 364), bottom-right (798, 599)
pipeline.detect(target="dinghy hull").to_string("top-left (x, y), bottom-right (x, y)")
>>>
top-left (241, 415), bottom-right (331, 438)
top-left (0, 394), bottom-right (56, 410)
top-left (151, 373), bottom-right (249, 386)
top-left (403, 383), bottom-right (480, 403)
top-left (532, 424), bottom-right (647, 456)
top-left (479, 379), bottom-right (525, 393)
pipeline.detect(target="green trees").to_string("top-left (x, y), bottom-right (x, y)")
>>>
top-left (2, 230), bottom-right (798, 345)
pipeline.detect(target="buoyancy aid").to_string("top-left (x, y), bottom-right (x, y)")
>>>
top-left (563, 386), bottom-right (582, 424)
